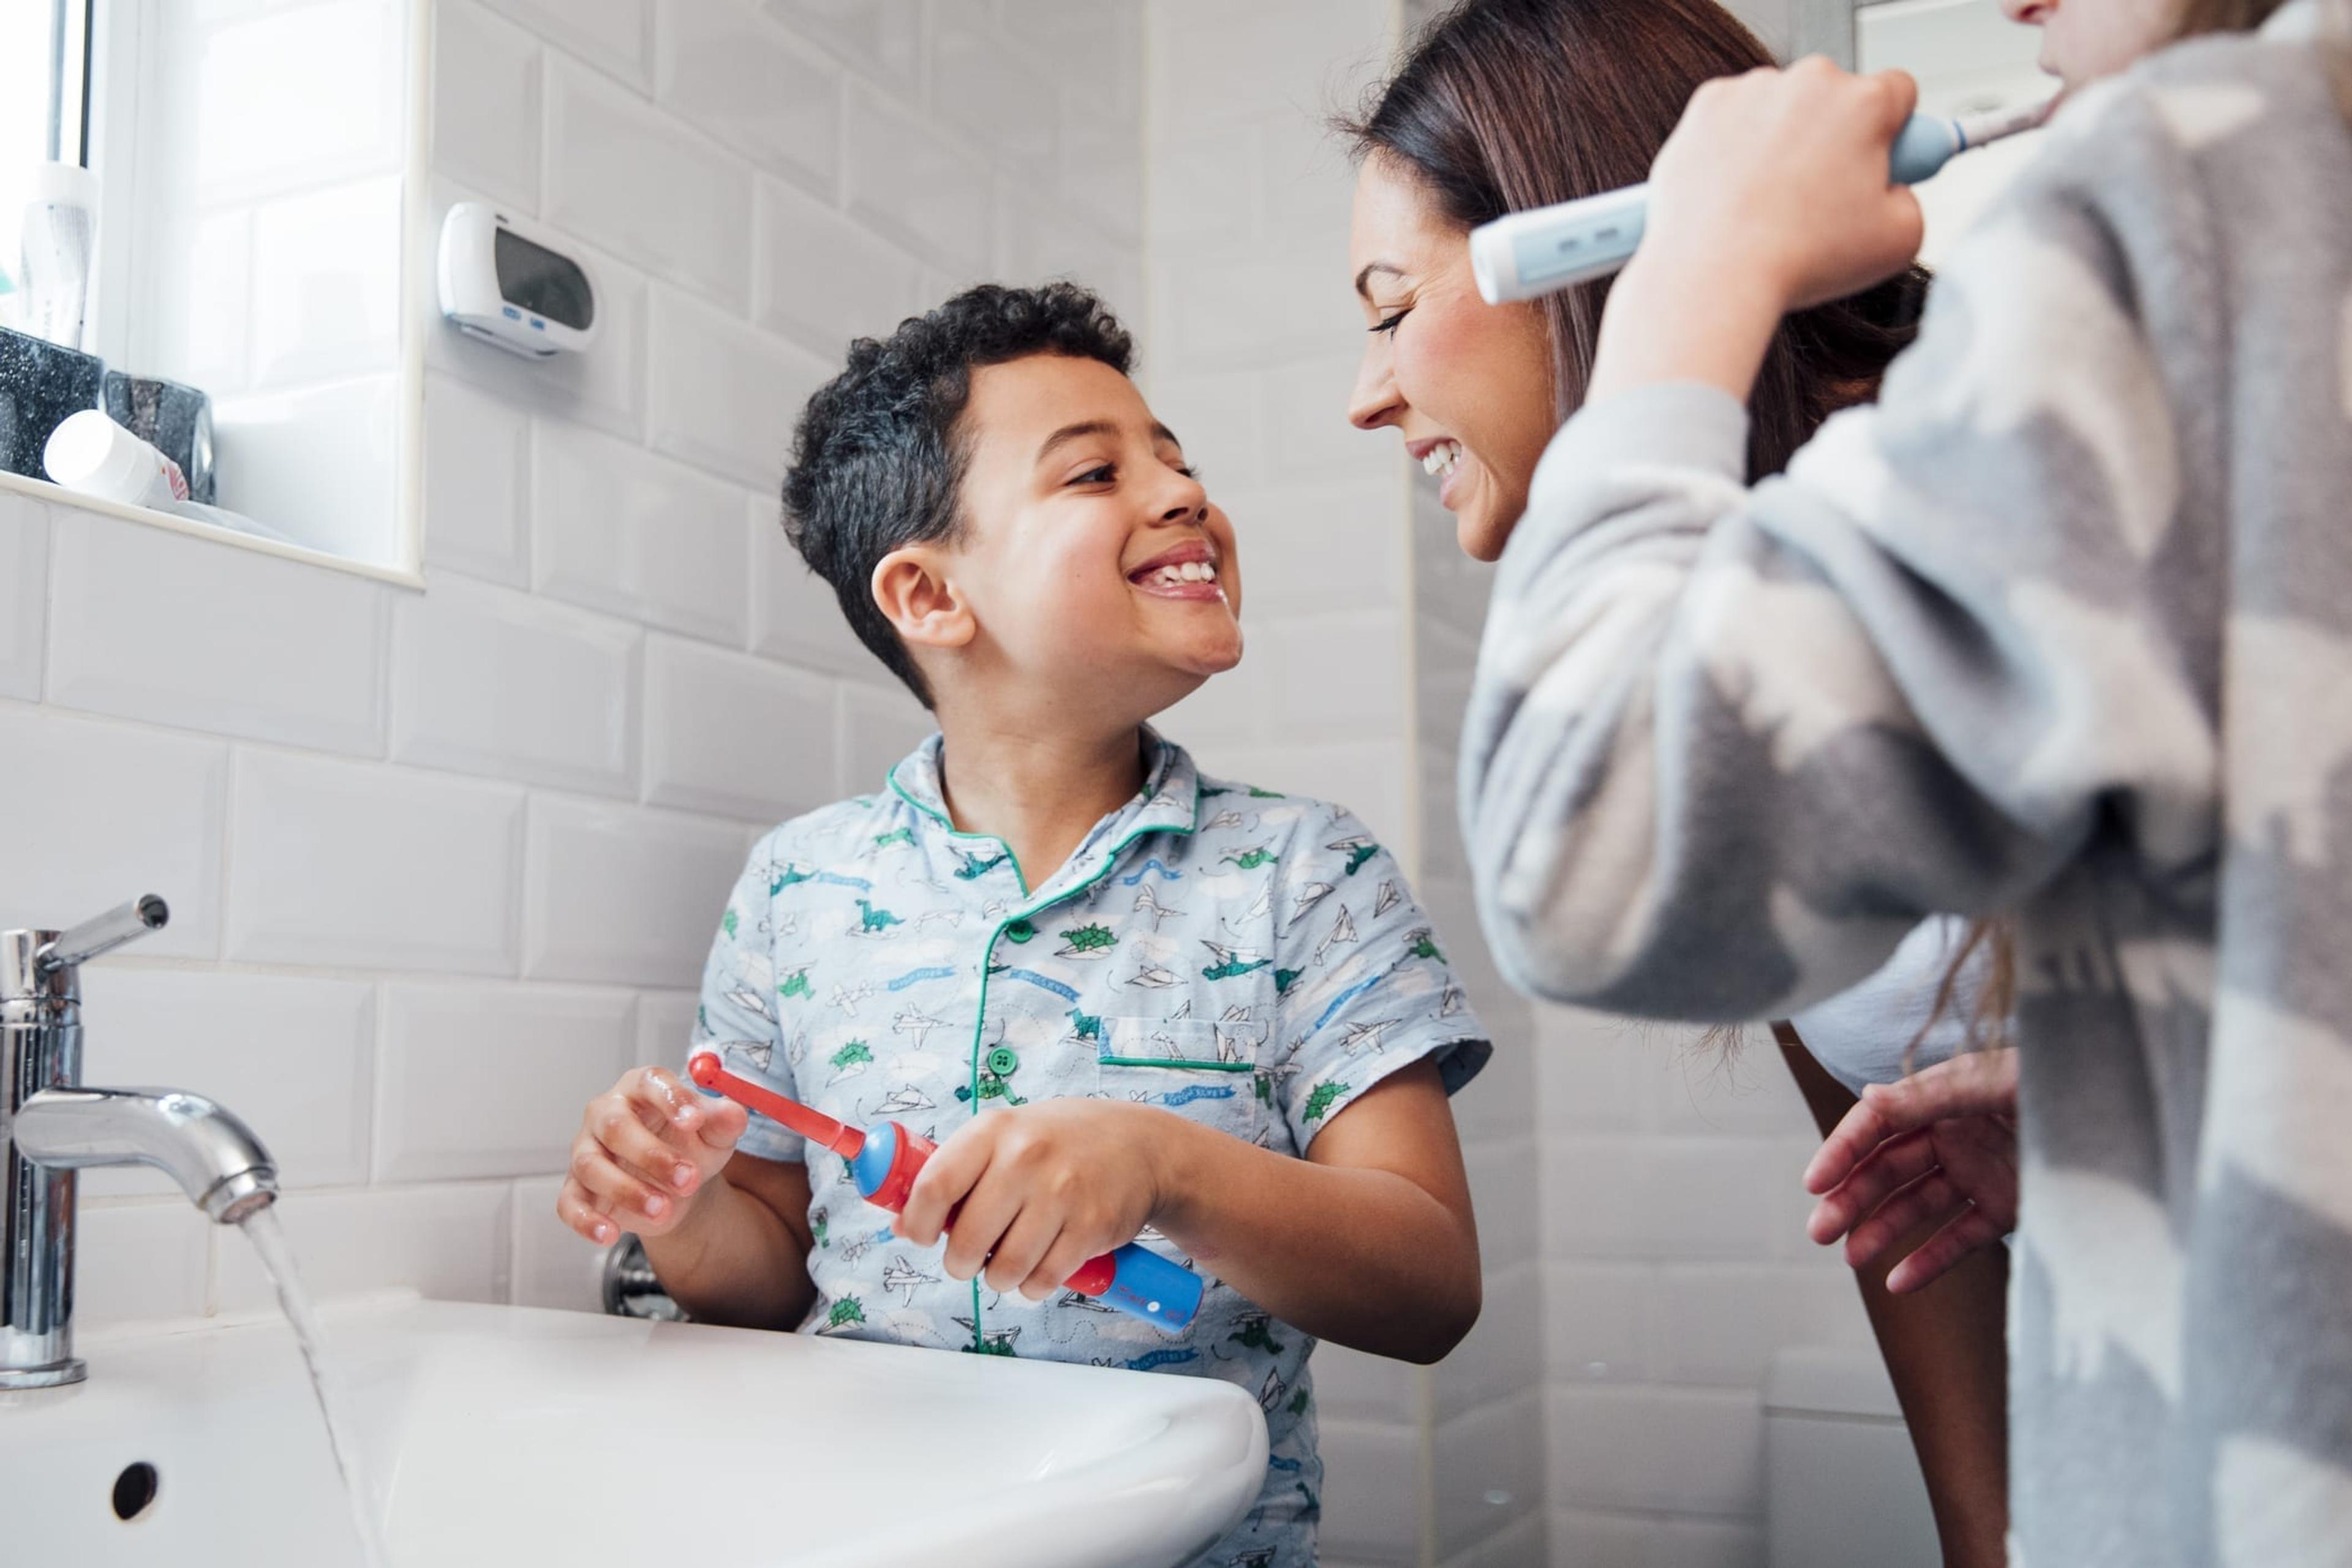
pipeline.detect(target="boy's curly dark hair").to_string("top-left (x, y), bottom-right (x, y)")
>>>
top-left (780, 281), bottom-right (1136, 708)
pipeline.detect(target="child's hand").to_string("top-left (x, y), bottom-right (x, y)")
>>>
top-left (894, 1100), bottom-right (1177, 1301)
top-left (1641, 56), bottom-right (1924, 312)
top-left (557, 1066), bottom-right (750, 1246)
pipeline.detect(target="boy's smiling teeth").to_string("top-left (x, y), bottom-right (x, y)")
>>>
top-left (1140, 560), bottom-right (1218, 587)
top-left (1421, 440), bottom-right (1464, 479)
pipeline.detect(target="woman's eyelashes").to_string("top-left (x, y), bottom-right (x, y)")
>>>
top-left (1370, 307), bottom-right (1411, 336)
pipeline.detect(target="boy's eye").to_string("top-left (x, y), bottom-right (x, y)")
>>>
top-left (1370, 309), bottom-right (1409, 336)
top-left (1073, 464), bottom-right (1116, 485)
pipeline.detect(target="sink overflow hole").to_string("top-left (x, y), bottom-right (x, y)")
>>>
top-left (112, 1461), bottom-right (159, 1521)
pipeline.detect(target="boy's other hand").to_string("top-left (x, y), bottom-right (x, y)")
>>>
top-left (895, 1099), bottom-right (1178, 1301)
top-left (558, 1066), bottom-right (750, 1245)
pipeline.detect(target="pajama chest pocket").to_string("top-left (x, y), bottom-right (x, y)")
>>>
top-left (1095, 1017), bottom-right (1262, 1145)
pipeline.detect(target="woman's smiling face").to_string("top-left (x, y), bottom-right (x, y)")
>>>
top-left (1347, 151), bottom-right (1558, 562)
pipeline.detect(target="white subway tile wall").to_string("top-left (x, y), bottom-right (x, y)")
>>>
top-left (74, 1204), bottom-right (214, 1332)
top-left (78, 971), bottom-right (377, 1197)
top-left (225, 748), bottom-right (527, 973)
top-left (47, 511), bottom-right (393, 756)
top-left (374, 982), bottom-right (638, 1182)
top-left (423, 372), bottom-right (534, 587)
top-left (0, 706), bottom-right (230, 960)
top-left (0, 494), bottom-right (51, 700)
top-left (1532, 1009), bottom-right (1876, 1566)
top-left (389, 575), bottom-right (644, 796)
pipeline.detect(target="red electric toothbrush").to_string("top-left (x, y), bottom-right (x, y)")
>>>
top-left (685, 1051), bottom-right (1202, 1332)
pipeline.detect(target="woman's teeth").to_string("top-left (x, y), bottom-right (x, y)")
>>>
top-left (1144, 560), bottom-right (1219, 587)
top-left (1421, 440), bottom-right (1464, 480)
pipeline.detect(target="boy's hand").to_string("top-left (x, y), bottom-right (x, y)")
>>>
top-left (1640, 57), bottom-right (1924, 314)
top-left (894, 1100), bottom-right (1180, 1301)
top-left (557, 1066), bottom-right (750, 1245)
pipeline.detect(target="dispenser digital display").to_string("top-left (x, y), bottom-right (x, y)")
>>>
top-left (492, 228), bottom-right (595, 332)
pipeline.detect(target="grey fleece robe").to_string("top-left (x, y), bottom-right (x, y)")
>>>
top-left (1460, 7), bottom-right (2352, 1564)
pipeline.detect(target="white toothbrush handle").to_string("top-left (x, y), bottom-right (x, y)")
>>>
top-left (1469, 183), bottom-right (1650, 305)
top-left (1469, 100), bottom-right (2052, 306)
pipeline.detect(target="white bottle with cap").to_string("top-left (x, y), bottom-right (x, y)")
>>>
top-left (43, 408), bottom-right (190, 508)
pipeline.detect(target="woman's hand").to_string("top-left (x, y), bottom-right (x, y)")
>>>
top-left (1643, 56), bottom-right (1926, 312)
top-left (1587, 58), bottom-right (1924, 407)
top-left (894, 1099), bottom-right (1180, 1301)
top-left (1803, 1047), bottom-right (2019, 1294)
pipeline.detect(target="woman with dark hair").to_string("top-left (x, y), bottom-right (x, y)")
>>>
top-left (1430, 0), bottom-right (2351, 1552)
top-left (1340, 2), bottom-right (2010, 1562)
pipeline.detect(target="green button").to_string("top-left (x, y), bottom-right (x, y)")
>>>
top-left (986, 1046), bottom-right (1019, 1077)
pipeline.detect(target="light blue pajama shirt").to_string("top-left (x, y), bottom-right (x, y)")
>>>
top-left (687, 729), bottom-right (1491, 1568)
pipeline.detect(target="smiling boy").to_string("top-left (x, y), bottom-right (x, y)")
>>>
top-left (559, 284), bottom-right (1489, 1567)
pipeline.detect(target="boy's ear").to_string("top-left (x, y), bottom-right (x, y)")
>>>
top-left (871, 545), bottom-right (976, 653)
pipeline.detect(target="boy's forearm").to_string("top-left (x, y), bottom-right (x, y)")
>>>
top-left (1149, 1116), bottom-right (1481, 1363)
top-left (641, 1172), bottom-right (815, 1330)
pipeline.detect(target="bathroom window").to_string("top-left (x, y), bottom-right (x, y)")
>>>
top-left (0, 0), bottom-right (427, 582)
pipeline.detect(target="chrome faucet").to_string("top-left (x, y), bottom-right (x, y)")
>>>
top-left (3, 897), bottom-right (279, 1389)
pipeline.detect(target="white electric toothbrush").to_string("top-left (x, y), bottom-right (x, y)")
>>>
top-left (1469, 98), bottom-right (2053, 305)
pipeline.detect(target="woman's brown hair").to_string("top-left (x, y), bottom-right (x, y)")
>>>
top-left (1340, 0), bottom-right (1931, 483)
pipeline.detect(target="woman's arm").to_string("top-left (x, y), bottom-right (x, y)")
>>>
top-left (1776, 1027), bottom-right (2009, 1568)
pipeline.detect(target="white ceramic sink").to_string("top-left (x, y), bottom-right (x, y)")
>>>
top-left (1, 1294), bottom-right (1269, 1566)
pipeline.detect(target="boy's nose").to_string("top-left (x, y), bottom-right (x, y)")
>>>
top-left (1150, 462), bottom-right (1210, 525)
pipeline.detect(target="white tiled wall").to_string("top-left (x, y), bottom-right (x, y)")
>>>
top-left (1534, 1008), bottom-right (1878, 1566)
top-left (15, 0), bottom-right (1138, 1338)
